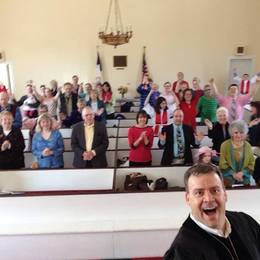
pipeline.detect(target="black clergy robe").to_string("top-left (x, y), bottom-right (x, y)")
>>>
top-left (164, 211), bottom-right (260, 260)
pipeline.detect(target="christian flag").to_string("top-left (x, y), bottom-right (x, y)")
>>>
top-left (141, 46), bottom-right (149, 83)
top-left (96, 51), bottom-right (103, 83)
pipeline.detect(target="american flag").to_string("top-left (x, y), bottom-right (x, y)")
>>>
top-left (141, 47), bottom-right (149, 82)
top-left (96, 51), bottom-right (103, 83)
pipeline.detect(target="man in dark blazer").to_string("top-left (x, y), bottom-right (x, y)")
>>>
top-left (71, 106), bottom-right (109, 168)
top-left (158, 109), bottom-right (200, 165)
top-left (59, 82), bottom-right (78, 117)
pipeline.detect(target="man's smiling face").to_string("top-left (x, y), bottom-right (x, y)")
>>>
top-left (186, 172), bottom-right (227, 230)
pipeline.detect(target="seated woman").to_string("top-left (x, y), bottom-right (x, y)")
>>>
top-left (0, 111), bottom-right (25, 169)
top-left (205, 106), bottom-right (230, 155)
top-left (219, 120), bottom-right (255, 187)
top-left (102, 81), bottom-right (115, 119)
top-left (128, 110), bottom-right (154, 167)
top-left (32, 113), bottom-right (64, 168)
top-left (86, 89), bottom-right (106, 121)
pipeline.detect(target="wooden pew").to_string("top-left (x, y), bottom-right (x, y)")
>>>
top-left (0, 187), bottom-right (259, 259)
top-left (0, 168), bottom-right (115, 193)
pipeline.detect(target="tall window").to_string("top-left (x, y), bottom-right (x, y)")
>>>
top-left (0, 63), bottom-right (14, 92)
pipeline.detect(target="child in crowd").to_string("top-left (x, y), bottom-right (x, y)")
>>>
top-left (197, 146), bottom-right (217, 164)
top-left (143, 83), bottom-right (160, 108)
top-left (137, 75), bottom-right (152, 109)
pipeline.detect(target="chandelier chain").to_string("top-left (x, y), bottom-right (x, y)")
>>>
top-left (104, 0), bottom-right (113, 33)
top-left (115, 0), bottom-right (123, 32)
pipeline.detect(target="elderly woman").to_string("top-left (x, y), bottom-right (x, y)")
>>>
top-left (219, 120), bottom-right (255, 187)
top-left (0, 111), bottom-right (25, 169)
top-left (205, 106), bottom-right (230, 154)
top-left (32, 113), bottom-right (64, 168)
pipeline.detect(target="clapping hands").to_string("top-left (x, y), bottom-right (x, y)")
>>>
top-left (1, 140), bottom-right (11, 151)
top-left (42, 148), bottom-right (53, 156)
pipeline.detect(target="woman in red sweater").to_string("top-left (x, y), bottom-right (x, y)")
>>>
top-left (128, 110), bottom-right (154, 167)
top-left (179, 88), bottom-right (200, 130)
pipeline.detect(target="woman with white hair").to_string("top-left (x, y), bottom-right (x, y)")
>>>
top-left (219, 120), bottom-right (255, 187)
top-left (205, 106), bottom-right (230, 154)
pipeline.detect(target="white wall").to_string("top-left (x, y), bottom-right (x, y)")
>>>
top-left (0, 0), bottom-right (260, 98)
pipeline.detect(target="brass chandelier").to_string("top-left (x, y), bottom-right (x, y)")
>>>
top-left (98, 0), bottom-right (133, 48)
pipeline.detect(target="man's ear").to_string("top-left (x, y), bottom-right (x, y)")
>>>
top-left (185, 192), bottom-right (190, 205)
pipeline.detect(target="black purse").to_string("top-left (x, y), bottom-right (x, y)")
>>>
top-left (124, 172), bottom-right (150, 191)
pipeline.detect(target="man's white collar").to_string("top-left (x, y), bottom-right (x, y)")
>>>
top-left (190, 213), bottom-right (231, 238)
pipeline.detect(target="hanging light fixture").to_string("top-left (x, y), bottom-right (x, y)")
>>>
top-left (98, 0), bottom-right (133, 48)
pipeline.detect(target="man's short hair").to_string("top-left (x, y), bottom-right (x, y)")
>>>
top-left (184, 163), bottom-right (224, 191)
top-left (63, 82), bottom-right (72, 87)
top-left (228, 83), bottom-right (238, 90)
top-left (172, 108), bottom-right (184, 116)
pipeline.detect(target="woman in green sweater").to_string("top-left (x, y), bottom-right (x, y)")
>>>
top-left (219, 120), bottom-right (255, 187)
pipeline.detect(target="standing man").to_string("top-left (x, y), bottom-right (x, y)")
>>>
top-left (164, 164), bottom-right (260, 259)
top-left (158, 109), bottom-right (201, 165)
top-left (211, 78), bottom-right (259, 123)
top-left (71, 106), bottom-right (108, 168)
top-left (72, 75), bottom-right (80, 94)
top-left (59, 82), bottom-right (78, 119)
top-left (233, 69), bottom-right (260, 95)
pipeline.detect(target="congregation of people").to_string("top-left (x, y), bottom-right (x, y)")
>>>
top-left (0, 71), bottom-right (260, 188)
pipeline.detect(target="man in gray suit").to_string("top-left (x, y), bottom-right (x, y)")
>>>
top-left (71, 106), bottom-right (109, 168)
